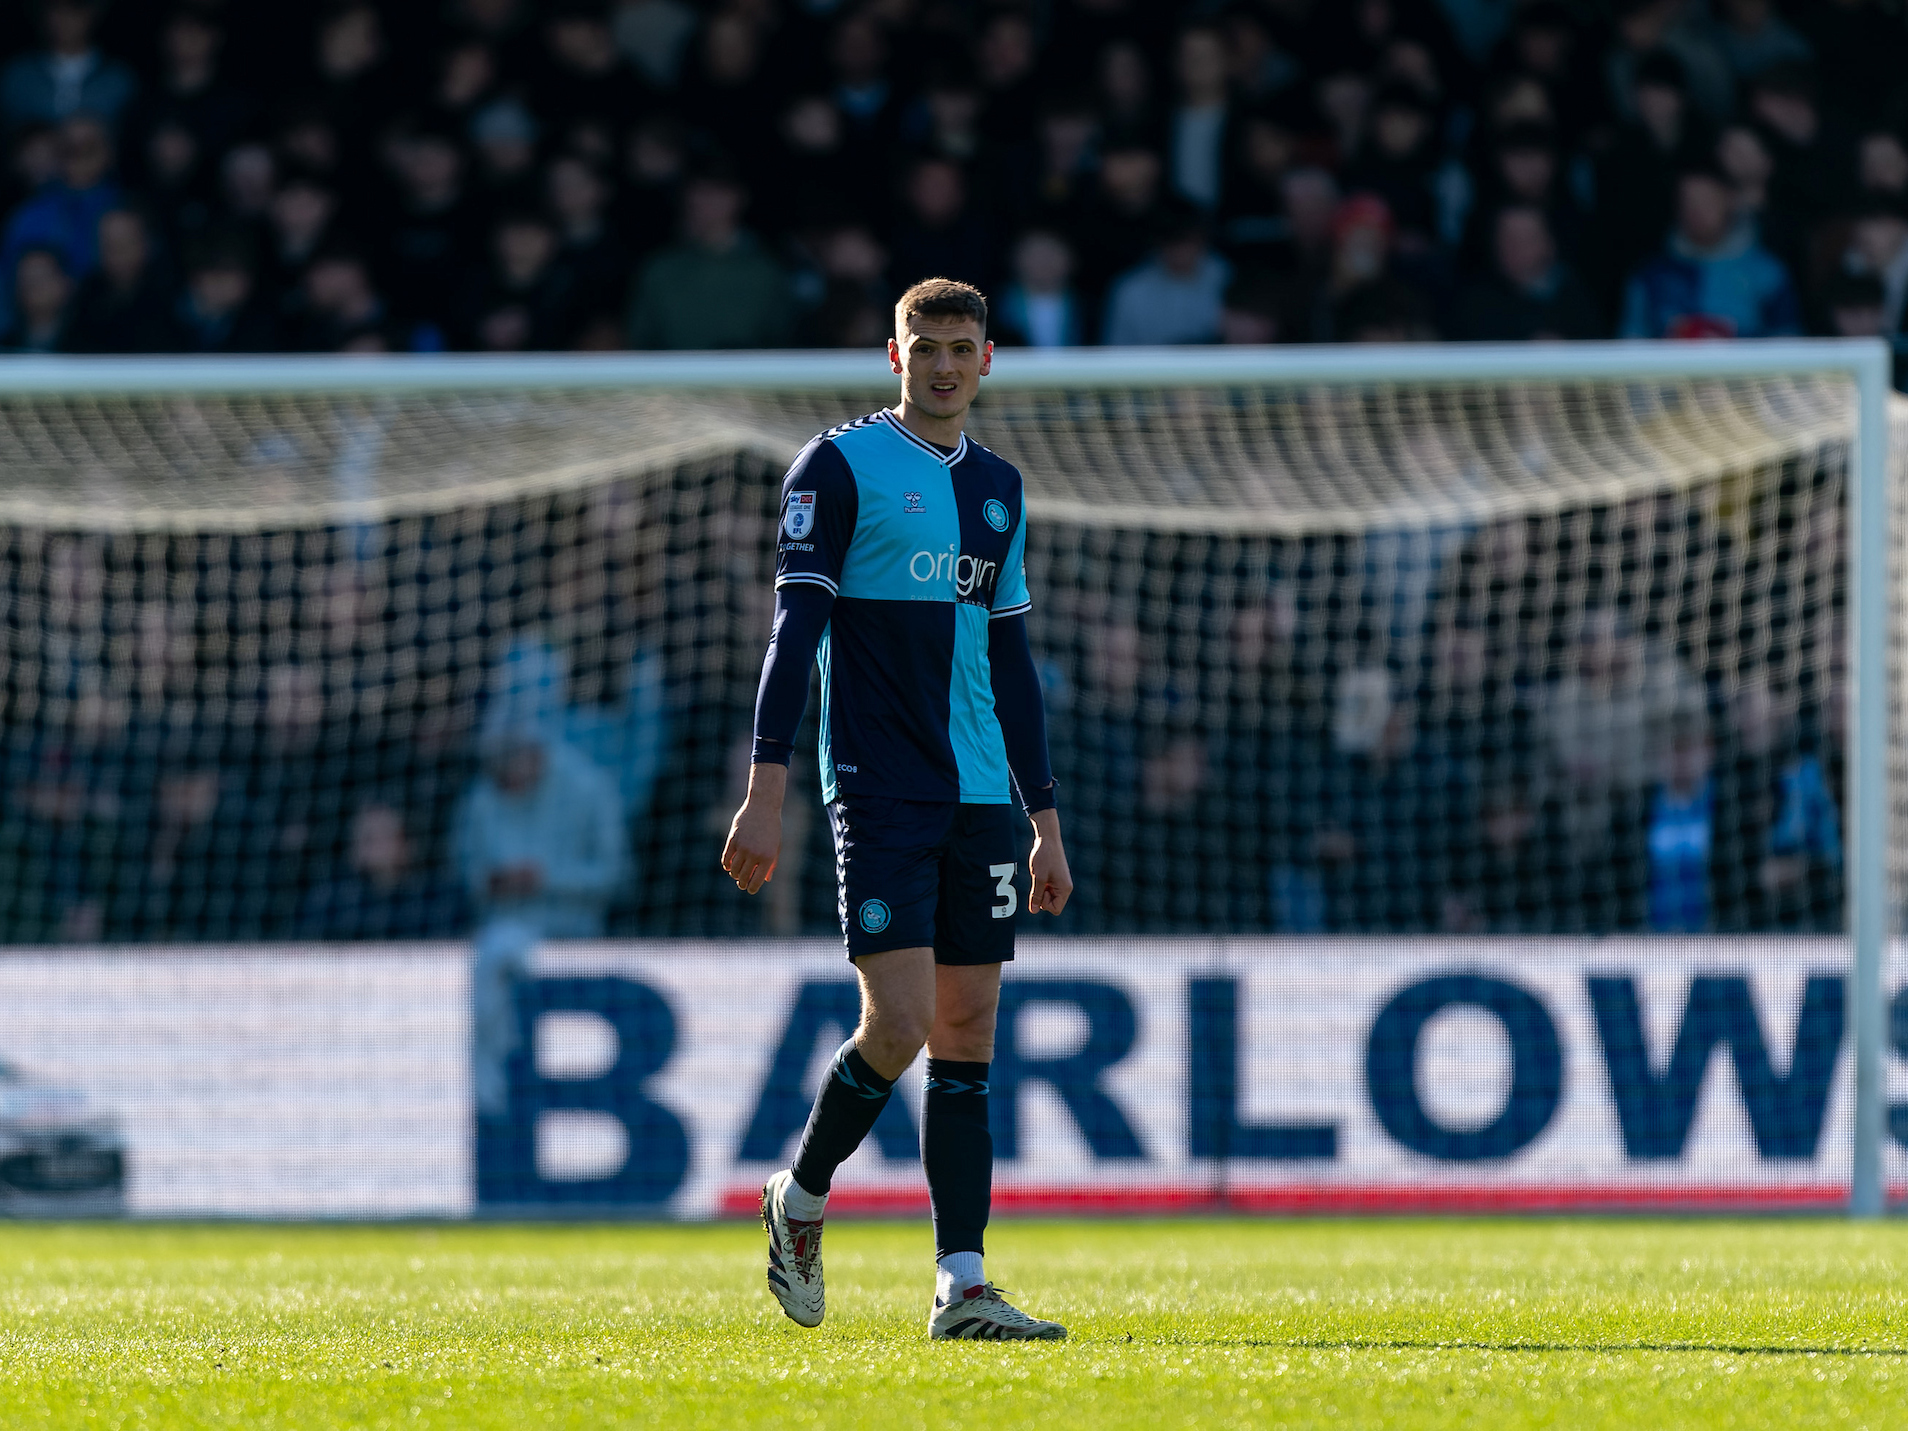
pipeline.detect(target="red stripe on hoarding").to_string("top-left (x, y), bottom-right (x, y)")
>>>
top-left (718, 1182), bottom-right (1900, 1218)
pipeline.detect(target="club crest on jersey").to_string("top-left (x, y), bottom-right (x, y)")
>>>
top-left (982, 498), bottom-right (1010, 532)
top-left (903, 491), bottom-right (925, 513)
top-left (784, 491), bottom-right (817, 539)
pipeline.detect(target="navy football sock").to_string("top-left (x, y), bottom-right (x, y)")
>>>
top-left (790, 1039), bottom-right (897, 1198)
top-left (922, 1058), bottom-right (992, 1258)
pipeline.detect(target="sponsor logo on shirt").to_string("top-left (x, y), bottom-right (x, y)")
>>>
top-left (784, 491), bottom-right (817, 539)
top-left (909, 545), bottom-right (1000, 605)
top-left (982, 498), bottom-right (1010, 532)
top-left (903, 491), bottom-right (925, 512)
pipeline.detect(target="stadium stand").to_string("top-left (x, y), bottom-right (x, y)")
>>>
top-left (0, 1), bottom-right (1905, 358)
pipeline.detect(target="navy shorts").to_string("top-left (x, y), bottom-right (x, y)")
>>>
top-left (828, 795), bottom-right (1020, 964)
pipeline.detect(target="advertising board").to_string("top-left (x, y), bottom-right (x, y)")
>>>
top-left (0, 940), bottom-right (1901, 1217)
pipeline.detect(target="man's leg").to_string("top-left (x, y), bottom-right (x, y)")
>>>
top-left (922, 962), bottom-right (1001, 1291)
top-left (763, 944), bottom-right (936, 1326)
top-left (788, 945), bottom-right (936, 1197)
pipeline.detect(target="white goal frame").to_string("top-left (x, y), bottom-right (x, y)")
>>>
top-left (0, 338), bottom-right (1893, 1215)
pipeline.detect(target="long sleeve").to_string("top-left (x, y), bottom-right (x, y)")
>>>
top-left (988, 613), bottom-right (1055, 813)
top-left (752, 582), bottom-right (834, 764)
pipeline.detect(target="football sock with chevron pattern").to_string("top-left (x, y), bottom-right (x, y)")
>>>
top-left (789, 1039), bottom-right (896, 1198)
top-left (923, 1059), bottom-right (992, 1259)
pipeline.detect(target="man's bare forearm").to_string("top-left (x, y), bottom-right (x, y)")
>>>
top-left (746, 760), bottom-right (788, 810)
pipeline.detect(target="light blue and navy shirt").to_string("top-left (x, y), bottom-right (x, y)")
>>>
top-left (769, 410), bottom-right (1033, 806)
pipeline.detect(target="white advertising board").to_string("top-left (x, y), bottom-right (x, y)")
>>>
top-left (0, 939), bottom-right (1901, 1218)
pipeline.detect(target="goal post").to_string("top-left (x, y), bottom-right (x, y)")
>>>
top-left (0, 340), bottom-right (1896, 1219)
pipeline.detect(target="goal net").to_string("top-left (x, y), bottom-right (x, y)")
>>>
top-left (0, 347), bottom-right (1900, 1218)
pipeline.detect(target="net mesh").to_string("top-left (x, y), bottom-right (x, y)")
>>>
top-left (0, 374), bottom-right (1888, 941)
top-left (0, 364), bottom-right (1901, 1216)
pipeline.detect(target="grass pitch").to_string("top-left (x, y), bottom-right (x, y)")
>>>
top-left (1, 1219), bottom-right (1904, 1429)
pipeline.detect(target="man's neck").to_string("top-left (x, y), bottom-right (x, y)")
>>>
top-left (893, 399), bottom-right (965, 449)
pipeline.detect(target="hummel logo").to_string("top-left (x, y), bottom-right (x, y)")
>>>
top-left (903, 491), bottom-right (925, 512)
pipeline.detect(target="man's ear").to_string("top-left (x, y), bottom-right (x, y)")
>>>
top-left (979, 339), bottom-right (993, 376)
top-left (888, 335), bottom-right (903, 374)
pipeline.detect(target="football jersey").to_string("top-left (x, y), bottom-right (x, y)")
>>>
top-left (775, 409), bottom-right (1032, 805)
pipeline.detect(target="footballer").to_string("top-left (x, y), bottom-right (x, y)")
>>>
top-left (721, 277), bottom-right (1073, 1341)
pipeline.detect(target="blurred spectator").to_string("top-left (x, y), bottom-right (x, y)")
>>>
top-left (888, 156), bottom-right (991, 294)
top-left (1463, 121), bottom-right (1585, 268)
top-left (1484, 1), bottom-right (1601, 142)
top-left (1218, 269), bottom-right (1283, 344)
top-left (626, 169), bottom-right (791, 349)
top-left (1217, 104), bottom-right (1301, 267)
top-left (682, 10), bottom-right (772, 171)
top-left (977, 10), bottom-right (1041, 149)
top-left (121, 10), bottom-right (250, 166)
top-left (1098, 40), bottom-right (1161, 141)
top-left (616, 115), bottom-right (687, 259)
top-left (310, 2), bottom-right (397, 162)
top-left (546, 155), bottom-right (628, 346)
top-left (1169, 25), bottom-right (1231, 212)
top-left (1, 245), bottom-right (71, 350)
top-left (0, 0), bottom-right (136, 134)
top-left (828, 15), bottom-right (892, 174)
top-left (1621, 163), bottom-right (1799, 340)
top-left (1717, 123), bottom-right (1774, 245)
top-left (1077, 136), bottom-right (1166, 304)
top-left (468, 97), bottom-right (541, 216)
top-left (1607, 0), bottom-right (1734, 125)
top-left (291, 248), bottom-right (388, 352)
top-left (1302, 191), bottom-right (1439, 343)
top-left (0, 113), bottom-right (118, 315)
top-left (996, 230), bottom-right (1083, 348)
top-left (614, 0), bottom-right (699, 90)
top-left (297, 803), bottom-right (465, 941)
top-left (172, 228), bottom-right (275, 352)
top-left (1857, 131), bottom-right (1908, 206)
top-left (800, 224), bottom-right (889, 348)
top-left (63, 206), bottom-right (173, 352)
top-left (1595, 49), bottom-right (1712, 307)
top-left (262, 174), bottom-right (340, 316)
top-left (531, 1), bottom-right (641, 154)
top-left (1641, 714), bottom-right (1716, 933)
top-left (765, 95), bottom-right (858, 234)
top-left (1346, 83), bottom-right (1442, 249)
top-left (1842, 198), bottom-right (1908, 338)
top-left (1745, 65), bottom-right (1854, 271)
top-left (456, 720), bottom-right (626, 1116)
top-left (1020, 93), bottom-right (1099, 233)
top-left (1823, 269), bottom-right (1889, 340)
top-left (379, 129), bottom-right (476, 340)
top-left (1710, 0), bottom-right (1812, 84)
top-left (1454, 205), bottom-right (1599, 341)
top-left (1102, 205), bottom-right (1229, 346)
top-left (461, 212), bottom-right (576, 351)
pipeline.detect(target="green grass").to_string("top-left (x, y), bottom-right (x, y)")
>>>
top-left (1, 1220), bottom-right (1905, 1429)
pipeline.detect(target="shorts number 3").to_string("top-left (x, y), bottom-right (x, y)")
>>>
top-left (989, 863), bottom-right (1016, 920)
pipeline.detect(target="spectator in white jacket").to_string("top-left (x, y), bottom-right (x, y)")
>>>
top-left (455, 718), bottom-right (627, 1116)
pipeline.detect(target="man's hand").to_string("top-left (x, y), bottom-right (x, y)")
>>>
top-left (1027, 807), bottom-right (1073, 915)
top-left (722, 762), bottom-right (787, 895)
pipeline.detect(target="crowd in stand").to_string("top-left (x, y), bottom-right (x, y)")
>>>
top-left (3, 0), bottom-right (1908, 358)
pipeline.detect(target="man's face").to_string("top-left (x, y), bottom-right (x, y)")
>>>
top-left (1676, 175), bottom-right (1734, 249)
top-left (889, 315), bottom-right (991, 421)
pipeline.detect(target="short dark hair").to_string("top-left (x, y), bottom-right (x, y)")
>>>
top-left (895, 276), bottom-right (988, 334)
